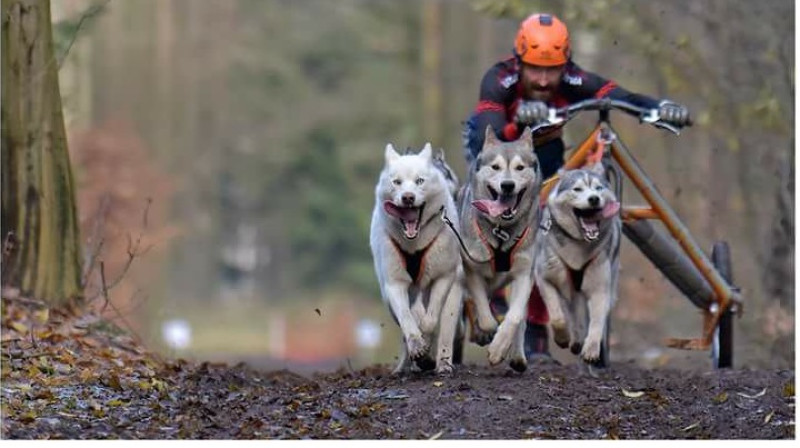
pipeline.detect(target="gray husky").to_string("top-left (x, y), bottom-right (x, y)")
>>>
top-left (370, 143), bottom-right (463, 374)
top-left (457, 126), bottom-right (542, 371)
top-left (532, 162), bottom-right (621, 364)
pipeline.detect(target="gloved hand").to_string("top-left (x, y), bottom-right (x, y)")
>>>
top-left (515, 101), bottom-right (549, 125)
top-left (658, 100), bottom-right (691, 126)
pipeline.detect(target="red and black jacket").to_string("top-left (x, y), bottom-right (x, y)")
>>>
top-left (471, 57), bottom-right (660, 148)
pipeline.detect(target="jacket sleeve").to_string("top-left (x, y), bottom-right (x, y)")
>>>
top-left (471, 68), bottom-right (519, 150)
top-left (566, 64), bottom-right (661, 111)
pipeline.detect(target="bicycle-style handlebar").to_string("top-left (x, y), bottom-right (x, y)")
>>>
top-left (529, 98), bottom-right (692, 135)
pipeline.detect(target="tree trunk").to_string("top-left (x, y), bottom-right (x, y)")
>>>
top-left (420, 0), bottom-right (443, 145)
top-left (1, 0), bottom-right (83, 304)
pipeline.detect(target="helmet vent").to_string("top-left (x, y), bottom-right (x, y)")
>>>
top-left (539, 14), bottom-right (553, 26)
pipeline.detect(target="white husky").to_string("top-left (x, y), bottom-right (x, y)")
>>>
top-left (369, 143), bottom-right (463, 374)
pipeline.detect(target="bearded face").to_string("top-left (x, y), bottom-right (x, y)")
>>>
top-left (519, 63), bottom-right (565, 102)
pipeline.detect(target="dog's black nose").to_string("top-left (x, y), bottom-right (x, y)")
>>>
top-left (500, 180), bottom-right (515, 194)
top-left (402, 193), bottom-right (415, 206)
top-left (588, 195), bottom-right (600, 207)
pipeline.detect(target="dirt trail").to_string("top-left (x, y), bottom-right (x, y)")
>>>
top-left (1, 301), bottom-right (794, 439)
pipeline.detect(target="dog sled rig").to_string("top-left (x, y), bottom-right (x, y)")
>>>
top-left (460, 98), bottom-right (743, 369)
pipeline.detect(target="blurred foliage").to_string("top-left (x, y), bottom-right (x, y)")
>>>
top-left (55, 0), bottom-right (793, 367)
top-left (51, 0), bottom-right (107, 63)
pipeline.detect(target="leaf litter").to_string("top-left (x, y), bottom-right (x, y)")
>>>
top-left (1, 298), bottom-right (794, 439)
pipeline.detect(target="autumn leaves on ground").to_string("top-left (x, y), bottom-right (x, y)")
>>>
top-left (1, 297), bottom-right (794, 440)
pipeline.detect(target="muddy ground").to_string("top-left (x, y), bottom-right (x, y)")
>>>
top-left (1, 300), bottom-right (795, 440)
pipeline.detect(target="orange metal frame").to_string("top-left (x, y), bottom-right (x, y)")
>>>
top-left (540, 123), bottom-right (742, 350)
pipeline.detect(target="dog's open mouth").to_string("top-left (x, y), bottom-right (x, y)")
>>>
top-left (573, 201), bottom-right (620, 241)
top-left (472, 187), bottom-right (527, 220)
top-left (383, 201), bottom-right (425, 239)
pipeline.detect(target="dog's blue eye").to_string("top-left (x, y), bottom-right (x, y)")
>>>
top-left (415, 177), bottom-right (425, 185)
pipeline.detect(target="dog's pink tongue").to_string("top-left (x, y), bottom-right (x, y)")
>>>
top-left (383, 201), bottom-right (418, 221)
top-left (602, 201), bottom-right (620, 218)
top-left (471, 199), bottom-right (512, 218)
top-left (403, 221), bottom-right (418, 237)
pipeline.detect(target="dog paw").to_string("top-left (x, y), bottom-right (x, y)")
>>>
top-left (580, 339), bottom-right (601, 363)
top-left (415, 355), bottom-right (436, 372)
top-left (570, 340), bottom-right (583, 355)
top-left (509, 357), bottom-right (527, 373)
top-left (406, 333), bottom-right (429, 360)
top-left (470, 328), bottom-right (496, 347)
top-left (435, 361), bottom-right (454, 376)
top-left (552, 323), bottom-right (570, 349)
top-left (487, 325), bottom-right (514, 366)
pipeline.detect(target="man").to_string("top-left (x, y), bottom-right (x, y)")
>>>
top-left (462, 12), bottom-right (691, 362)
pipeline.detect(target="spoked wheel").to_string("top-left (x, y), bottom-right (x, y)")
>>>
top-left (711, 241), bottom-right (734, 369)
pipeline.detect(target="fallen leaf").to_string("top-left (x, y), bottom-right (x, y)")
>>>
top-left (498, 395), bottom-right (513, 401)
top-left (33, 308), bottom-right (49, 324)
top-left (9, 322), bottom-right (28, 334)
top-left (736, 388), bottom-right (767, 399)
top-left (764, 410), bottom-right (775, 424)
top-left (79, 369), bottom-right (95, 383)
top-left (622, 388), bottom-right (645, 398)
top-left (106, 374), bottom-right (123, 391)
top-left (429, 430), bottom-right (444, 440)
top-left (433, 381), bottom-right (443, 388)
top-left (384, 393), bottom-right (409, 400)
top-left (108, 399), bottom-right (124, 407)
top-left (80, 337), bottom-right (100, 348)
top-left (713, 392), bottom-right (729, 404)
top-left (682, 422), bottom-right (700, 432)
top-left (19, 410), bottom-right (37, 423)
top-left (783, 382), bottom-right (794, 398)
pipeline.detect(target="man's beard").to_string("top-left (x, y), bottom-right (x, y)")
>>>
top-left (527, 87), bottom-right (554, 102)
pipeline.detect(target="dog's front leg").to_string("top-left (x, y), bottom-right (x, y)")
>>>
top-left (488, 272), bottom-right (532, 368)
top-left (411, 291), bottom-right (426, 326)
top-left (385, 282), bottom-right (428, 360)
top-left (463, 269), bottom-right (496, 346)
top-left (434, 272), bottom-right (463, 375)
top-left (580, 261), bottom-right (612, 364)
top-left (537, 276), bottom-right (571, 350)
top-left (420, 274), bottom-right (454, 336)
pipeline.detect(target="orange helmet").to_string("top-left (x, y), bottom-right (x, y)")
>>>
top-left (514, 13), bottom-right (570, 66)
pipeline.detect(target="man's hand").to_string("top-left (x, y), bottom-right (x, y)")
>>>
top-left (658, 100), bottom-right (691, 126)
top-left (515, 101), bottom-right (549, 125)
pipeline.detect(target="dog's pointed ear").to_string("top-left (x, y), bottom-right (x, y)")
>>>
top-left (519, 126), bottom-right (533, 148)
top-left (554, 168), bottom-right (569, 193)
top-left (435, 147), bottom-right (445, 161)
top-left (585, 160), bottom-right (605, 176)
top-left (419, 142), bottom-right (433, 161)
top-left (385, 143), bottom-right (400, 165)
top-left (484, 125), bottom-right (499, 146)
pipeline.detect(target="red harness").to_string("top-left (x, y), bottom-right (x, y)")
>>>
top-left (473, 218), bottom-right (531, 273)
top-left (389, 236), bottom-right (437, 284)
